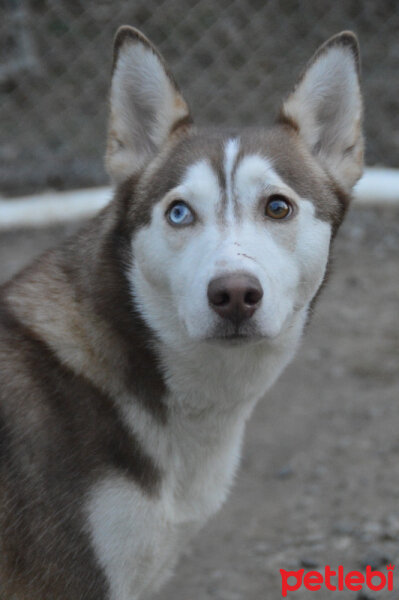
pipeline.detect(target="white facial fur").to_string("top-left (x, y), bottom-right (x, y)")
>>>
top-left (130, 137), bottom-right (331, 350)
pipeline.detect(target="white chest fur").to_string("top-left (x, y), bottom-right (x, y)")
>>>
top-left (86, 320), bottom-right (304, 600)
top-left (87, 406), bottom-right (250, 600)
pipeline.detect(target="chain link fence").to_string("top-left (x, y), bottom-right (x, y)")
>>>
top-left (1, 0), bottom-right (399, 196)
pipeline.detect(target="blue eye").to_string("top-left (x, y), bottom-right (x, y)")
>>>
top-left (167, 201), bottom-right (194, 226)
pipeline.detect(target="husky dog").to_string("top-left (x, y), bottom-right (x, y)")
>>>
top-left (0, 27), bottom-right (363, 600)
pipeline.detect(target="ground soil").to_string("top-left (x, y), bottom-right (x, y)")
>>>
top-left (0, 205), bottom-right (398, 599)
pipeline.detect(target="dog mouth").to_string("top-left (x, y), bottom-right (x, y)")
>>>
top-left (204, 322), bottom-right (265, 345)
top-left (208, 334), bottom-right (264, 347)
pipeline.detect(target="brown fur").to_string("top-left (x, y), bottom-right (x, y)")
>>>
top-left (0, 189), bottom-right (166, 599)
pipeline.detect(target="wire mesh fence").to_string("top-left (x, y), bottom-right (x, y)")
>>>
top-left (1, 0), bottom-right (399, 196)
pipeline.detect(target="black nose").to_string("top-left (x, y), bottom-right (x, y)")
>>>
top-left (207, 273), bottom-right (263, 325)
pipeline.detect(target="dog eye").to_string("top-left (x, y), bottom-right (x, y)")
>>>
top-left (265, 195), bottom-right (292, 220)
top-left (166, 201), bottom-right (195, 226)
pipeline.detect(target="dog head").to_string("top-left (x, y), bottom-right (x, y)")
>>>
top-left (106, 27), bottom-right (363, 348)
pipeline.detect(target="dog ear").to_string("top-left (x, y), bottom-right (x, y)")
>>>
top-left (106, 26), bottom-right (192, 183)
top-left (279, 32), bottom-right (363, 190)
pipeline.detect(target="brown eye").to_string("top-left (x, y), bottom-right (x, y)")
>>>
top-left (265, 195), bottom-right (292, 220)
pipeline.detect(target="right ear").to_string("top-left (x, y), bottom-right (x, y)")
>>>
top-left (106, 26), bottom-right (193, 183)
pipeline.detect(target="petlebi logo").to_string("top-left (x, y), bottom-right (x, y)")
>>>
top-left (280, 564), bottom-right (395, 596)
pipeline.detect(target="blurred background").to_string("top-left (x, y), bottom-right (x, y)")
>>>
top-left (1, 0), bottom-right (399, 196)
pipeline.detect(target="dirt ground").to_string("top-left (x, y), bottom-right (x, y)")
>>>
top-left (0, 205), bottom-right (398, 599)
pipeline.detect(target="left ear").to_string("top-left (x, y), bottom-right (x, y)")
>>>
top-left (279, 31), bottom-right (363, 191)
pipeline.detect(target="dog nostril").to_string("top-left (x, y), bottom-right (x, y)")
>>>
top-left (213, 291), bottom-right (230, 306)
top-left (244, 288), bottom-right (263, 306)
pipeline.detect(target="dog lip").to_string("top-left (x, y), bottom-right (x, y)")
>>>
top-left (219, 333), bottom-right (252, 340)
top-left (204, 332), bottom-right (265, 346)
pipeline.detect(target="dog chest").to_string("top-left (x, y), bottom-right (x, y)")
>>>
top-left (87, 463), bottom-right (237, 600)
top-left (86, 401), bottom-right (250, 599)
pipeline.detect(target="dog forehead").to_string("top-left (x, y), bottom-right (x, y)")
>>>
top-left (162, 133), bottom-right (285, 196)
top-left (234, 153), bottom-right (284, 189)
top-left (135, 126), bottom-right (347, 230)
top-left (180, 159), bottom-right (220, 199)
top-left (178, 145), bottom-right (281, 203)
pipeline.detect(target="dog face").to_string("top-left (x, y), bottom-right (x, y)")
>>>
top-left (106, 28), bottom-right (363, 348)
top-left (130, 132), bottom-right (335, 346)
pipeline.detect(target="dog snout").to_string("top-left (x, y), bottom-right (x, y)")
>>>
top-left (207, 273), bottom-right (263, 325)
